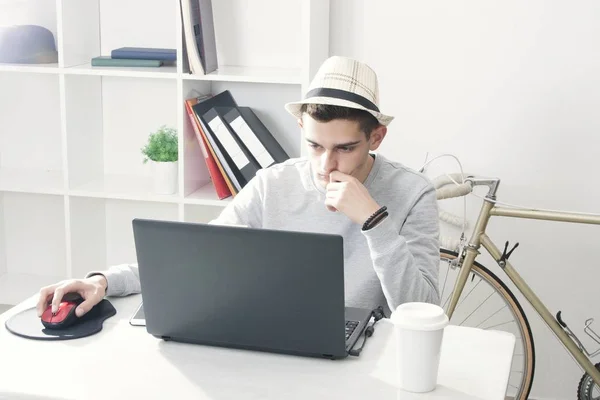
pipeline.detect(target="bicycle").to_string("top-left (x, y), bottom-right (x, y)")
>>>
top-left (430, 168), bottom-right (600, 400)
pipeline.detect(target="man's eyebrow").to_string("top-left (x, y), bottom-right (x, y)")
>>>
top-left (305, 139), bottom-right (361, 148)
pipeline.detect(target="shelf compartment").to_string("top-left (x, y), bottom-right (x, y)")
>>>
top-left (0, 0), bottom-right (59, 71)
top-left (63, 74), bottom-right (178, 200)
top-left (0, 192), bottom-right (67, 304)
top-left (180, 80), bottom-right (301, 202)
top-left (0, 73), bottom-right (64, 192)
top-left (60, 0), bottom-right (178, 68)
top-left (69, 197), bottom-right (179, 278)
top-left (197, 0), bottom-right (303, 75)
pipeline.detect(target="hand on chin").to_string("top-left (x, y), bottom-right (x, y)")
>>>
top-left (323, 170), bottom-right (380, 225)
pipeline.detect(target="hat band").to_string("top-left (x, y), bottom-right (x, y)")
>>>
top-left (304, 88), bottom-right (380, 113)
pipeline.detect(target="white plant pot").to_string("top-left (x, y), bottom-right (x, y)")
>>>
top-left (152, 160), bottom-right (178, 195)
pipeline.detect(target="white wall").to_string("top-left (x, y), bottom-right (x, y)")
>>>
top-left (331, 1), bottom-right (600, 399)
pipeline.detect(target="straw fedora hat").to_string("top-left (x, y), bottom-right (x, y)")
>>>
top-left (285, 56), bottom-right (394, 126)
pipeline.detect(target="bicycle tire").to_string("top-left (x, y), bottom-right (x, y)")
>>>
top-left (440, 248), bottom-right (536, 400)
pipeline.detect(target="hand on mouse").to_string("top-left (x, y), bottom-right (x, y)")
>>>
top-left (36, 275), bottom-right (108, 318)
top-left (325, 170), bottom-right (382, 225)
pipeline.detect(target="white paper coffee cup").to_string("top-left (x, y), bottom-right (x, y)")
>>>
top-left (390, 302), bottom-right (449, 393)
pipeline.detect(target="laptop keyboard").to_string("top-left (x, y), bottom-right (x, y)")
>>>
top-left (345, 320), bottom-right (359, 340)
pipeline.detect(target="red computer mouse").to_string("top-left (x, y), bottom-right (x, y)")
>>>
top-left (41, 292), bottom-right (85, 330)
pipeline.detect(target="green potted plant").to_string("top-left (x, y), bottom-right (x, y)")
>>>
top-left (141, 125), bottom-right (178, 194)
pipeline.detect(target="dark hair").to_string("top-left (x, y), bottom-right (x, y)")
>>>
top-left (300, 103), bottom-right (380, 139)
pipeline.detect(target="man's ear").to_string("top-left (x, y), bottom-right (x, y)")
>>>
top-left (368, 125), bottom-right (387, 151)
top-left (297, 117), bottom-right (303, 129)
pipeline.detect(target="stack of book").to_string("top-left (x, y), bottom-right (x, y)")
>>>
top-left (185, 91), bottom-right (290, 199)
top-left (91, 47), bottom-right (177, 68)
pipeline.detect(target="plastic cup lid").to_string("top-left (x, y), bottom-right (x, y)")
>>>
top-left (391, 302), bottom-right (449, 331)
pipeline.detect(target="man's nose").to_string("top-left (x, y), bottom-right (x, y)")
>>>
top-left (320, 151), bottom-right (337, 172)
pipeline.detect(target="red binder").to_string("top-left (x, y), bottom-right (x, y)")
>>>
top-left (185, 98), bottom-right (233, 199)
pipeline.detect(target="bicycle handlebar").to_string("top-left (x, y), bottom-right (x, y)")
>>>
top-left (433, 173), bottom-right (473, 200)
top-left (431, 173), bottom-right (474, 251)
top-left (436, 182), bottom-right (472, 200)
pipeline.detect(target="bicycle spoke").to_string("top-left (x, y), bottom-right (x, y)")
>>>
top-left (442, 289), bottom-right (452, 310)
top-left (441, 277), bottom-right (454, 310)
top-left (482, 320), bottom-right (515, 330)
top-left (458, 291), bottom-right (494, 326)
top-left (440, 261), bottom-right (451, 303)
top-left (475, 304), bottom-right (507, 329)
top-left (455, 276), bottom-right (482, 309)
top-left (443, 275), bottom-right (481, 310)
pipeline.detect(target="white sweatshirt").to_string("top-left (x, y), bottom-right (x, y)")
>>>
top-left (88, 153), bottom-right (441, 316)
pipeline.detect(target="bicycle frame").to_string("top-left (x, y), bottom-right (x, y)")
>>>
top-left (445, 177), bottom-right (600, 387)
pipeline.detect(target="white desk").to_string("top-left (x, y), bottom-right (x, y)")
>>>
top-left (0, 294), bottom-right (515, 400)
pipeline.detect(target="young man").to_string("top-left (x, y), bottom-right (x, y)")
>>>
top-left (36, 56), bottom-right (441, 319)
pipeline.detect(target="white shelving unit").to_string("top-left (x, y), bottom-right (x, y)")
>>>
top-left (0, 0), bottom-right (330, 305)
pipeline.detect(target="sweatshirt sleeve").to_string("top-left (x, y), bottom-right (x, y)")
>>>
top-left (362, 183), bottom-right (440, 312)
top-left (84, 173), bottom-right (266, 296)
top-left (85, 263), bottom-right (140, 297)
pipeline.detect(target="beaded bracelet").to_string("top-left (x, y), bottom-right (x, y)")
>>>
top-left (362, 206), bottom-right (388, 231)
top-left (369, 210), bottom-right (389, 228)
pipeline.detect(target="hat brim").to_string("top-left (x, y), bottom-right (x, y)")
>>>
top-left (284, 97), bottom-right (394, 127)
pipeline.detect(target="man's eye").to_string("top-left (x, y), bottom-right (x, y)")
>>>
top-left (338, 147), bottom-right (354, 153)
top-left (309, 143), bottom-right (321, 149)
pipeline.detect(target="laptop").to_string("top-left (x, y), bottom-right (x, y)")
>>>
top-left (131, 218), bottom-right (373, 359)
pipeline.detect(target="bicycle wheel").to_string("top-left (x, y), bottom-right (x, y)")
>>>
top-left (439, 248), bottom-right (535, 400)
top-left (577, 362), bottom-right (600, 400)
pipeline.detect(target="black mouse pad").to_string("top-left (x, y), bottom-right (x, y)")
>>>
top-left (4, 299), bottom-right (117, 341)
